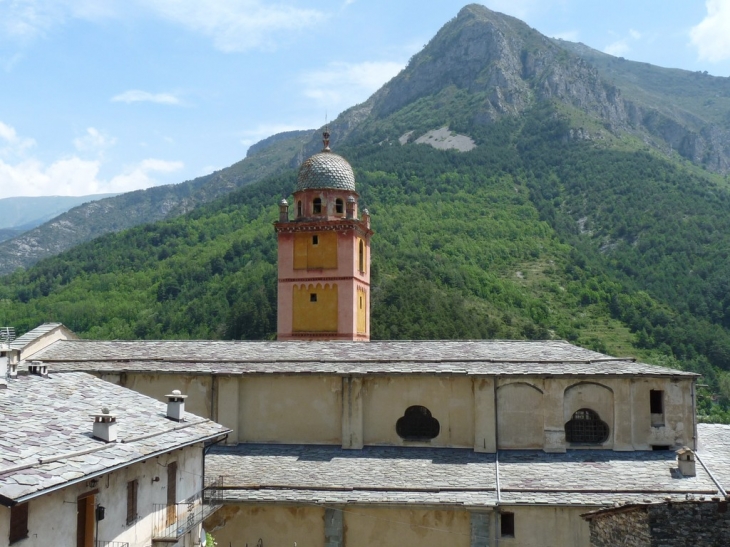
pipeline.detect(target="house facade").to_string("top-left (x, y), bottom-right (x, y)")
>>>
top-left (0, 370), bottom-right (228, 547)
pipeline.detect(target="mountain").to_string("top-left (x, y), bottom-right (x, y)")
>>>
top-left (2, 4), bottom-right (730, 421)
top-left (0, 194), bottom-right (119, 231)
top-left (0, 129), bottom-right (313, 275)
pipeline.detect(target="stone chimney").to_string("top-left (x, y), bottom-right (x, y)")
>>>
top-left (676, 447), bottom-right (696, 477)
top-left (166, 389), bottom-right (188, 422)
top-left (92, 408), bottom-right (118, 443)
top-left (28, 361), bottom-right (48, 378)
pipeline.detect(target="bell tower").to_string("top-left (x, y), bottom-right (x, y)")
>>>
top-left (275, 131), bottom-right (372, 341)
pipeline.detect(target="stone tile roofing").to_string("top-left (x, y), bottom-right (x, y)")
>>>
top-left (206, 430), bottom-right (726, 508)
top-left (31, 340), bottom-right (697, 377)
top-left (295, 151), bottom-right (356, 192)
top-left (9, 323), bottom-right (64, 350)
top-left (696, 423), bottom-right (730, 495)
top-left (0, 372), bottom-right (228, 504)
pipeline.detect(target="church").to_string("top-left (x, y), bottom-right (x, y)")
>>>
top-left (6, 134), bottom-right (730, 547)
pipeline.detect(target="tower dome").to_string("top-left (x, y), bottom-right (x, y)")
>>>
top-left (295, 131), bottom-right (356, 192)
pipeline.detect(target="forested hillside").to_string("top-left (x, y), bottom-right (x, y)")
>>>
top-left (2, 4), bottom-right (730, 422)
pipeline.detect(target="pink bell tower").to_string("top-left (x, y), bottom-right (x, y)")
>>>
top-left (274, 131), bottom-right (372, 341)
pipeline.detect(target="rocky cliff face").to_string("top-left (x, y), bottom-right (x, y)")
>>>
top-left (301, 4), bottom-right (730, 174)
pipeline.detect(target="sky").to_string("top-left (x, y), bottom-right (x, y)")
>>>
top-left (1, 0), bottom-right (730, 199)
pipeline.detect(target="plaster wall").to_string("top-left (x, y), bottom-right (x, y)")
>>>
top-left (497, 381), bottom-right (545, 449)
top-left (563, 381), bottom-right (615, 449)
top-left (498, 506), bottom-right (590, 547)
top-left (344, 507), bottom-right (470, 547)
top-left (631, 378), bottom-right (694, 450)
top-left (0, 447), bottom-right (203, 547)
top-left (121, 373), bottom-right (213, 420)
top-left (204, 505), bottom-right (325, 547)
top-left (238, 375), bottom-right (342, 444)
top-left (362, 376), bottom-right (474, 447)
top-left (19, 327), bottom-right (75, 363)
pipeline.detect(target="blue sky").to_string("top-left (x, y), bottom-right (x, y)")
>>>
top-left (1, 0), bottom-right (729, 199)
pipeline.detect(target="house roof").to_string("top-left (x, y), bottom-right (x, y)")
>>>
top-left (9, 322), bottom-right (74, 352)
top-left (30, 340), bottom-right (698, 378)
top-left (0, 372), bottom-right (229, 505)
top-left (205, 425), bottom-right (728, 509)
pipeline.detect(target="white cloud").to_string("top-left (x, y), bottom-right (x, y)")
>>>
top-left (239, 123), bottom-right (312, 150)
top-left (629, 29), bottom-right (642, 40)
top-left (0, 0), bottom-right (324, 52)
top-left (551, 30), bottom-right (579, 42)
top-left (0, 121), bottom-right (36, 157)
top-left (301, 61), bottom-right (405, 111)
top-left (482, 0), bottom-right (543, 19)
top-left (140, 0), bottom-right (327, 52)
top-left (73, 127), bottom-right (116, 153)
top-left (691, 0), bottom-right (730, 63)
top-left (111, 90), bottom-right (183, 105)
top-left (604, 39), bottom-right (631, 57)
top-left (0, 155), bottom-right (183, 198)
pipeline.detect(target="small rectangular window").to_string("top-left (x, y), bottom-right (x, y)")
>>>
top-left (650, 390), bottom-right (664, 414)
top-left (126, 479), bottom-right (138, 524)
top-left (310, 293), bottom-right (317, 302)
top-left (312, 235), bottom-right (319, 245)
top-left (10, 502), bottom-right (29, 544)
top-left (500, 512), bottom-right (515, 537)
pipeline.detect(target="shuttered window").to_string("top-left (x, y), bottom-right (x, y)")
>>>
top-left (10, 502), bottom-right (29, 544)
top-left (126, 480), bottom-right (138, 524)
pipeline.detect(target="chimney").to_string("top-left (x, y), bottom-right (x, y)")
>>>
top-left (8, 362), bottom-right (18, 379)
top-left (0, 346), bottom-right (7, 390)
top-left (346, 196), bottom-right (356, 219)
top-left (92, 408), bottom-right (118, 443)
top-left (279, 199), bottom-right (289, 222)
top-left (166, 389), bottom-right (188, 422)
top-left (676, 446), bottom-right (696, 477)
top-left (28, 361), bottom-right (48, 378)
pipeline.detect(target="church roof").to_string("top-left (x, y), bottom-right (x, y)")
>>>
top-left (30, 339), bottom-right (698, 378)
top-left (204, 425), bottom-right (728, 508)
top-left (295, 150), bottom-right (356, 192)
top-left (0, 371), bottom-right (228, 505)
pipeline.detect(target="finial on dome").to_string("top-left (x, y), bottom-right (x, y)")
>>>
top-left (322, 128), bottom-right (331, 152)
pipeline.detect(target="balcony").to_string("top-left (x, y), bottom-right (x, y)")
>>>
top-left (96, 542), bottom-right (129, 547)
top-left (152, 477), bottom-right (223, 542)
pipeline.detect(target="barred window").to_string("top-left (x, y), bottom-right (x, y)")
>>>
top-left (565, 408), bottom-right (609, 444)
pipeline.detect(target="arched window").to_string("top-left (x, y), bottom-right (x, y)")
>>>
top-left (335, 198), bottom-right (344, 214)
top-left (565, 408), bottom-right (609, 444)
top-left (396, 406), bottom-right (440, 441)
top-left (297, 201), bottom-right (302, 217)
top-left (313, 198), bottom-right (322, 214)
top-left (358, 240), bottom-right (365, 272)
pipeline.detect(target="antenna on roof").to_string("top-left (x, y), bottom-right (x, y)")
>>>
top-left (0, 327), bottom-right (16, 344)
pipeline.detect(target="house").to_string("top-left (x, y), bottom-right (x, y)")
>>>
top-left (14, 134), bottom-right (730, 547)
top-left (0, 367), bottom-right (229, 547)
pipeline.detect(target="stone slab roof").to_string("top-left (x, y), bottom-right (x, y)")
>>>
top-left (9, 323), bottom-right (66, 350)
top-left (206, 428), bottom-right (726, 508)
top-left (31, 340), bottom-right (697, 377)
top-left (0, 372), bottom-right (228, 505)
top-left (696, 423), bottom-right (730, 495)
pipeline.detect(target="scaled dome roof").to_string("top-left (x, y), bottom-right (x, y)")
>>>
top-left (295, 133), bottom-right (356, 192)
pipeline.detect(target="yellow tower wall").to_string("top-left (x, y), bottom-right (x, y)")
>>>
top-left (293, 283), bottom-right (338, 332)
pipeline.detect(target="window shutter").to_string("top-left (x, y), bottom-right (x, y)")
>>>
top-left (126, 480), bottom-right (138, 524)
top-left (10, 502), bottom-right (29, 544)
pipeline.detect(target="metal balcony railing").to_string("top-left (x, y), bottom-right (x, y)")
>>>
top-left (152, 477), bottom-right (224, 540)
top-left (96, 542), bottom-right (130, 547)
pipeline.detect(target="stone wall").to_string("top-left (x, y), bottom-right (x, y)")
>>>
top-left (587, 499), bottom-right (730, 547)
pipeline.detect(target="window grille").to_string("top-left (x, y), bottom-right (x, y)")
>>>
top-left (126, 480), bottom-right (138, 524)
top-left (565, 408), bottom-right (609, 444)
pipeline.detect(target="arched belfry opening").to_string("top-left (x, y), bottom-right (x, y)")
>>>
top-left (274, 129), bottom-right (373, 341)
